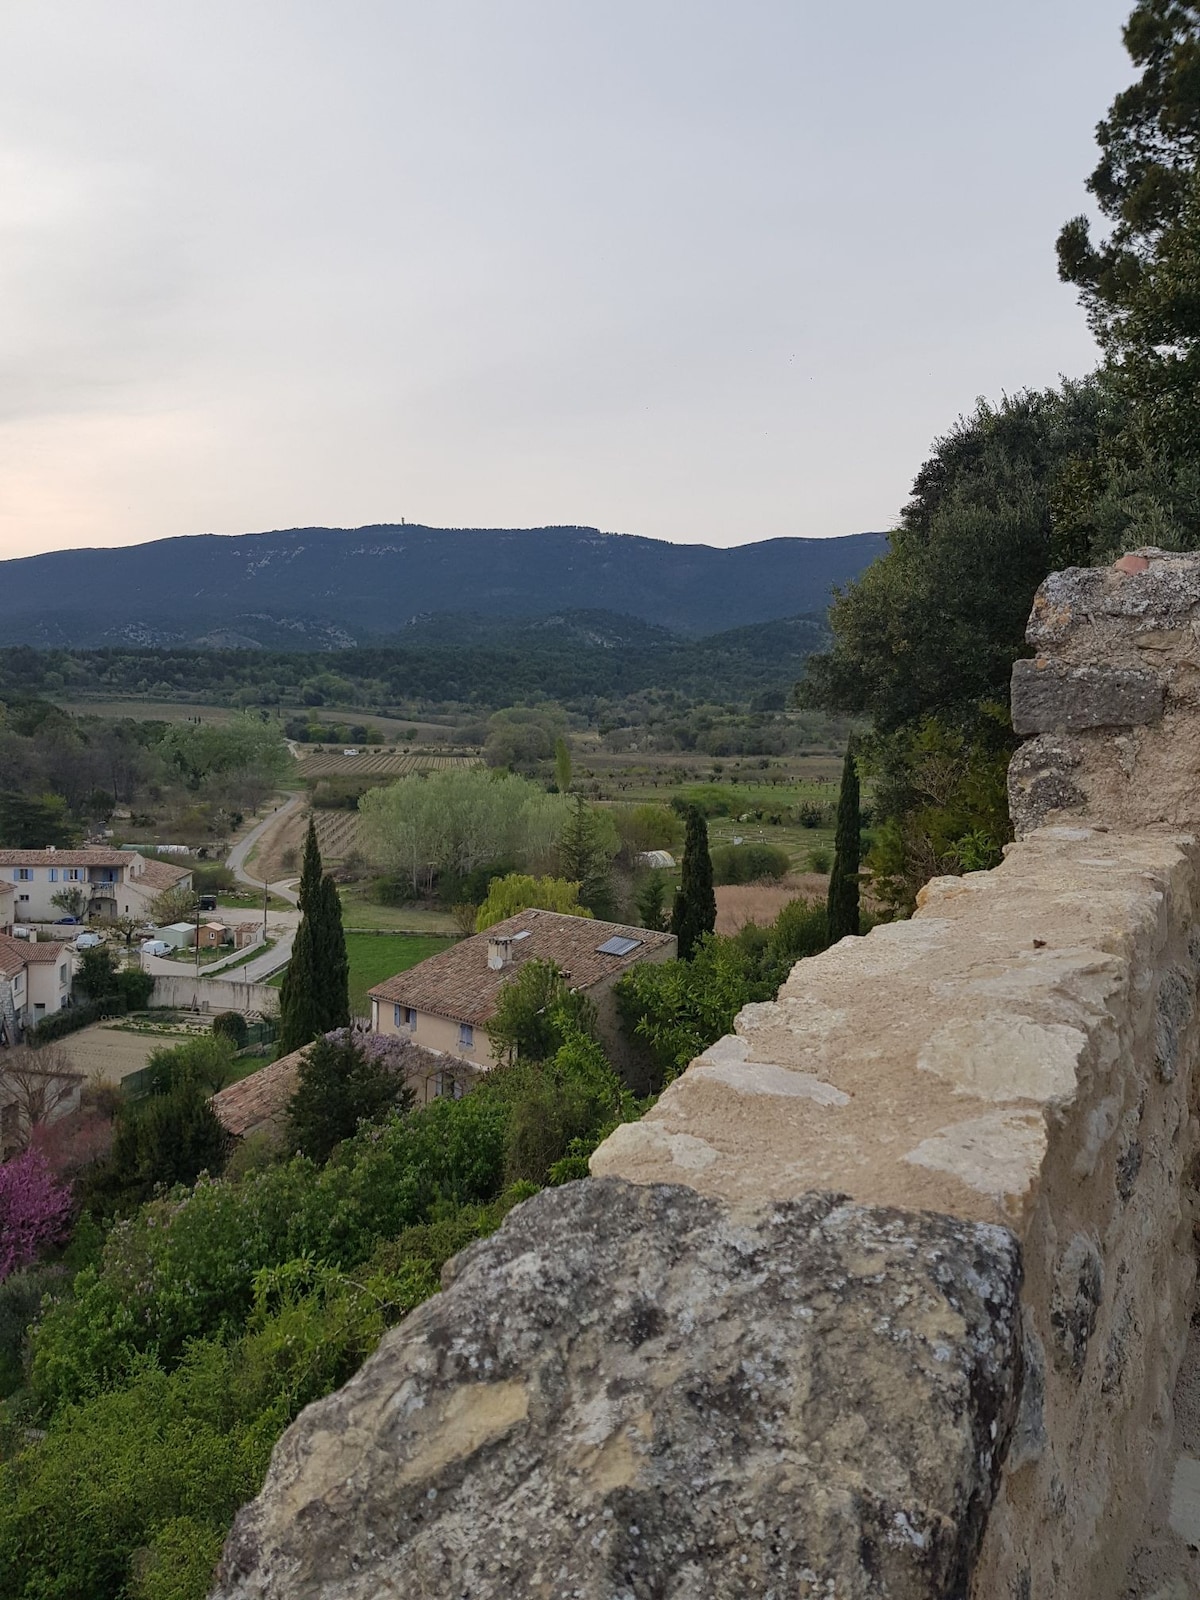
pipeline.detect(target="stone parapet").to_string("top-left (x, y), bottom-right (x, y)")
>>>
top-left (210, 555), bottom-right (1200, 1600)
top-left (1009, 548), bottom-right (1200, 836)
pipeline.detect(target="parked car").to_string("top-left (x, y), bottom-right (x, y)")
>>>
top-left (197, 894), bottom-right (218, 912)
top-left (73, 932), bottom-right (103, 950)
top-left (343, 748), bottom-right (359, 756)
top-left (140, 939), bottom-right (171, 957)
top-left (52, 916), bottom-right (81, 925)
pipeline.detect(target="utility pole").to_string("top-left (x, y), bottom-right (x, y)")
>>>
top-left (263, 876), bottom-right (269, 940)
top-left (194, 893), bottom-right (202, 980)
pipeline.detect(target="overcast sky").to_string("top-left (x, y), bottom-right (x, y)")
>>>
top-left (0, 0), bottom-right (1133, 560)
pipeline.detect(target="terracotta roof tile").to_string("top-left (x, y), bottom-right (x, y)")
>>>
top-left (368, 910), bottom-right (675, 1026)
top-left (0, 848), bottom-right (133, 867)
top-left (21, 940), bottom-right (70, 964)
top-left (0, 932), bottom-right (70, 975)
top-left (135, 858), bottom-right (191, 892)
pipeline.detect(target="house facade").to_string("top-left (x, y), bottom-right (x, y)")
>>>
top-left (0, 931), bottom-right (75, 1044)
top-left (0, 847), bottom-right (192, 924)
top-left (369, 910), bottom-right (676, 1075)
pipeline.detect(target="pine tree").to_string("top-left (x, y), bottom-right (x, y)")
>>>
top-left (278, 820), bottom-right (349, 1052)
top-left (671, 806), bottom-right (716, 960)
top-left (558, 797), bottom-right (613, 917)
top-left (826, 743), bottom-right (861, 942)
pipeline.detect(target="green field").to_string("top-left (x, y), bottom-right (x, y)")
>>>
top-left (270, 931), bottom-right (455, 1018)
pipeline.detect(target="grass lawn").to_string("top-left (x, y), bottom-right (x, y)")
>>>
top-left (269, 931), bottom-right (455, 1018)
top-left (337, 884), bottom-right (458, 934)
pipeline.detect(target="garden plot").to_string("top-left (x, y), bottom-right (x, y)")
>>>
top-left (296, 749), bottom-right (480, 780)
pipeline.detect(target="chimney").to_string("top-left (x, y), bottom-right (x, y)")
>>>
top-left (487, 936), bottom-right (513, 971)
top-left (47, 845), bottom-right (56, 854)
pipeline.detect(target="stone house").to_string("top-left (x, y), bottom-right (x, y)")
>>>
top-left (368, 910), bottom-right (676, 1074)
top-left (0, 847), bottom-right (192, 923)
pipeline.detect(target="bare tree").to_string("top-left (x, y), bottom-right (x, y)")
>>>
top-left (50, 886), bottom-right (89, 921)
top-left (0, 1044), bottom-right (83, 1151)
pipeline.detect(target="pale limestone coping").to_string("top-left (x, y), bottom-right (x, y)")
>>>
top-left (590, 825), bottom-right (1196, 1231)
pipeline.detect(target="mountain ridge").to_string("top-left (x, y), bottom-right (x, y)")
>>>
top-left (0, 524), bottom-right (886, 648)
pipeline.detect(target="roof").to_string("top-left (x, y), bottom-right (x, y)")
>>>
top-left (21, 940), bottom-right (69, 965)
top-left (211, 1045), bottom-right (308, 1139)
top-left (0, 848), bottom-right (132, 867)
top-left (0, 933), bottom-right (29, 978)
top-left (368, 910), bottom-right (675, 1026)
top-left (135, 858), bottom-right (191, 892)
top-left (211, 1032), bottom-right (451, 1140)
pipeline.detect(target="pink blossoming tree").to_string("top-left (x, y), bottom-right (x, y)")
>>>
top-left (0, 1147), bottom-right (73, 1280)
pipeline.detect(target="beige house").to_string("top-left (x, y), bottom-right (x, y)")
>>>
top-left (0, 880), bottom-right (14, 932)
top-left (0, 847), bottom-right (192, 924)
top-left (369, 910), bottom-right (676, 1075)
top-left (0, 930), bottom-right (75, 1040)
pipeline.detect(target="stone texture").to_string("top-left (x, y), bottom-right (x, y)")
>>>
top-left (212, 1180), bottom-right (1023, 1600)
top-left (1010, 659), bottom-right (1164, 734)
top-left (1010, 550), bottom-right (1200, 835)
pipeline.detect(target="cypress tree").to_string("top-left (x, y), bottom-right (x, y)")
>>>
top-left (278, 820), bottom-right (349, 1052)
top-left (316, 872), bottom-right (350, 1028)
top-left (671, 806), bottom-right (716, 960)
top-left (826, 743), bottom-right (861, 942)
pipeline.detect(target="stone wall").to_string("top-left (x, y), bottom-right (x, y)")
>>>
top-left (211, 550), bottom-right (1200, 1600)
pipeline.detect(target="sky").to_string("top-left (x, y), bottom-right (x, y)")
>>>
top-left (0, 0), bottom-right (1134, 560)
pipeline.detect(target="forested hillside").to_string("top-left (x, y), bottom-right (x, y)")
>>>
top-left (0, 610), bottom-right (829, 714)
top-left (0, 525), bottom-right (886, 648)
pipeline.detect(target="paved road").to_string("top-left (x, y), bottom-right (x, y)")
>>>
top-left (138, 795), bottom-right (306, 981)
top-left (226, 792), bottom-right (304, 905)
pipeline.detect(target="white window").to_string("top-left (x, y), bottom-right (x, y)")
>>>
top-left (59, 965), bottom-right (68, 985)
top-left (393, 1004), bottom-right (418, 1032)
top-left (458, 1023), bottom-right (474, 1049)
top-left (15, 869), bottom-right (31, 882)
top-left (435, 1071), bottom-right (465, 1100)
top-left (64, 868), bottom-right (82, 881)
top-left (49, 868), bottom-right (57, 882)
top-left (18, 894), bottom-right (28, 904)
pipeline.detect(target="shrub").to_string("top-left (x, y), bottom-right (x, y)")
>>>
top-left (211, 1012), bottom-right (249, 1050)
top-left (805, 845), bottom-right (833, 873)
top-left (191, 863), bottom-right (236, 894)
top-left (710, 843), bottom-right (791, 885)
top-left (0, 1149), bottom-right (74, 1282)
top-left (24, 1001), bottom-right (104, 1046)
top-left (114, 966), bottom-right (154, 1012)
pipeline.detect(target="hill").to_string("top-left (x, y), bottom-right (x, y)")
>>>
top-left (0, 524), bottom-right (886, 648)
top-left (0, 609), bottom-right (833, 711)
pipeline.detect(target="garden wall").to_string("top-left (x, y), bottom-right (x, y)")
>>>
top-left (151, 976), bottom-right (280, 1017)
top-left (211, 550), bottom-right (1200, 1599)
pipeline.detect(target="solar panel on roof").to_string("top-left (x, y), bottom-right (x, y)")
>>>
top-left (596, 935), bottom-right (642, 957)
top-left (512, 930), bottom-right (532, 941)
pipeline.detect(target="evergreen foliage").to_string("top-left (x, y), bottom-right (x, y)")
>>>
top-left (486, 960), bottom-right (598, 1066)
top-left (287, 1032), bottom-right (415, 1163)
top-left (826, 744), bottom-right (861, 941)
top-left (670, 806), bottom-right (716, 959)
top-left (278, 822), bottom-right (349, 1052)
top-left (556, 797), bottom-right (616, 917)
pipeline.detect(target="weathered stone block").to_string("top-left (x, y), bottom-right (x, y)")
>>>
top-left (1010, 659), bottom-right (1164, 734)
top-left (212, 1180), bottom-right (1023, 1600)
top-left (1007, 733), bottom-right (1086, 836)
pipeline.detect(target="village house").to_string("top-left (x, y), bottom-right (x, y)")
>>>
top-left (368, 909), bottom-right (676, 1074)
top-left (0, 930), bottom-right (76, 1041)
top-left (0, 879), bottom-right (14, 933)
top-left (0, 846), bottom-right (192, 924)
top-left (210, 1032), bottom-right (473, 1147)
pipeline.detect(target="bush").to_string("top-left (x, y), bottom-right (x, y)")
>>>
top-left (805, 845), bottom-right (833, 873)
top-left (211, 1012), bottom-right (249, 1050)
top-left (25, 1001), bottom-right (105, 1046)
top-left (710, 843), bottom-right (791, 885)
top-left (191, 863), bottom-right (236, 895)
top-left (114, 966), bottom-right (153, 1011)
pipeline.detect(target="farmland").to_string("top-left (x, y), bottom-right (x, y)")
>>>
top-left (296, 749), bottom-right (480, 779)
